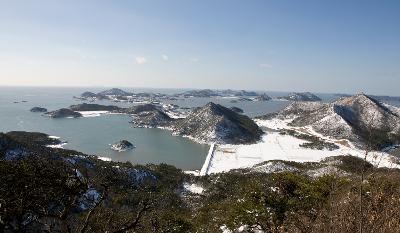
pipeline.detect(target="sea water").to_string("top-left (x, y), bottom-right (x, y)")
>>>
top-left (3, 87), bottom-right (395, 169)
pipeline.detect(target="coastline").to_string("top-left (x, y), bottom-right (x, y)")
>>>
top-left (44, 111), bottom-right (400, 177)
top-left (199, 143), bottom-right (216, 175)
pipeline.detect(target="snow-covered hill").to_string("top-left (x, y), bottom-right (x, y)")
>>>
top-left (270, 94), bottom-right (400, 148)
top-left (172, 102), bottom-right (263, 144)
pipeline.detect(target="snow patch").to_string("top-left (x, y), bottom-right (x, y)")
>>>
top-left (46, 142), bottom-right (67, 148)
top-left (251, 161), bottom-right (299, 173)
top-left (78, 111), bottom-right (110, 117)
top-left (184, 170), bottom-right (201, 176)
top-left (78, 188), bottom-right (101, 210)
top-left (97, 156), bottom-right (112, 161)
top-left (183, 183), bottom-right (204, 194)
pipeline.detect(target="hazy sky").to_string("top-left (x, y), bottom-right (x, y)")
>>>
top-left (0, 0), bottom-right (399, 95)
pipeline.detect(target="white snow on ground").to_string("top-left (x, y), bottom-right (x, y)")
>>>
top-left (251, 161), bottom-right (299, 174)
top-left (46, 142), bottom-right (67, 148)
top-left (161, 104), bottom-right (189, 119)
top-left (165, 111), bottom-right (187, 119)
top-left (97, 156), bottom-right (112, 161)
top-left (220, 225), bottom-right (264, 233)
top-left (257, 118), bottom-right (293, 129)
top-left (184, 170), bottom-right (201, 176)
top-left (204, 119), bottom-right (400, 175)
top-left (183, 182), bottom-right (204, 194)
top-left (78, 111), bottom-right (110, 117)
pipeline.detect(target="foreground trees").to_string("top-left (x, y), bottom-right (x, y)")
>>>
top-left (1, 132), bottom-right (400, 232)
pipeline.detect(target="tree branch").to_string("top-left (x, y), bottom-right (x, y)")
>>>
top-left (112, 201), bottom-right (151, 233)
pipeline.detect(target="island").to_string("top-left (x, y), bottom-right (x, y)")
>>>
top-left (277, 92), bottom-right (322, 101)
top-left (111, 140), bottom-right (135, 152)
top-left (30, 107), bottom-right (48, 113)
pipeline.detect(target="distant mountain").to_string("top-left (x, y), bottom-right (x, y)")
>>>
top-left (333, 93), bottom-right (352, 98)
top-left (277, 92), bottom-right (322, 101)
top-left (80, 91), bottom-right (98, 98)
top-left (221, 89), bottom-right (258, 97)
top-left (268, 94), bottom-right (400, 148)
top-left (176, 89), bottom-right (259, 98)
top-left (254, 93), bottom-right (272, 101)
top-left (46, 108), bottom-right (82, 118)
top-left (370, 95), bottom-right (400, 103)
top-left (179, 89), bottom-right (220, 98)
top-left (70, 103), bottom-right (121, 112)
top-left (172, 102), bottom-right (263, 144)
top-left (97, 88), bottom-right (133, 96)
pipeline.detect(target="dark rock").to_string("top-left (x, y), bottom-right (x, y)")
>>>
top-left (30, 107), bottom-right (48, 113)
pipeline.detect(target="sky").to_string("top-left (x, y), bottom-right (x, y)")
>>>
top-left (0, 0), bottom-right (399, 95)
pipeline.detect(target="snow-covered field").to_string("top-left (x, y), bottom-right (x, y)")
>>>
top-left (78, 111), bottom-right (110, 117)
top-left (204, 119), bottom-right (400, 175)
